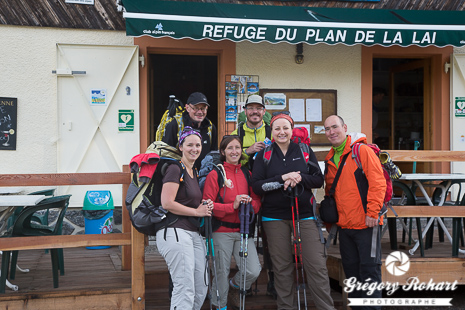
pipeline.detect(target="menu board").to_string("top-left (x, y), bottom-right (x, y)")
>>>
top-left (0, 97), bottom-right (17, 150)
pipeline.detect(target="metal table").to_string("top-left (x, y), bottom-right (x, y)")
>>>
top-left (399, 173), bottom-right (465, 255)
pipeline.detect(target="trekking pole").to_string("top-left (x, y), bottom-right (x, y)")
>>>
top-left (204, 215), bottom-right (213, 310)
top-left (244, 202), bottom-right (253, 310)
top-left (206, 215), bottom-right (221, 309)
top-left (289, 187), bottom-right (308, 310)
top-left (238, 202), bottom-right (246, 310)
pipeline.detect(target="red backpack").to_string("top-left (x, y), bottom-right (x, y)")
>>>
top-left (291, 127), bottom-right (311, 146)
top-left (351, 143), bottom-right (393, 204)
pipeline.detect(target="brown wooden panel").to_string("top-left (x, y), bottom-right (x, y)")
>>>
top-left (0, 172), bottom-right (131, 187)
top-left (314, 150), bottom-right (329, 161)
top-left (382, 258), bottom-right (465, 285)
top-left (387, 205), bottom-right (465, 218)
top-left (122, 165), bottom-right (132, 270)
top-left (385, 150), bottom-right (465, 162)
top-left (0, 290), bottom-right (131, 310)
top-left (0, 233), bottom-right (131, 251)
top-left (132, 226), bottom-right (146, 310)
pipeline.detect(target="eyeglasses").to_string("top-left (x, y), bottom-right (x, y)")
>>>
top-left (245, 107), bottom-right (264, 112)
top-left (189, 105), bottom-right (208, 112)
top-left (272, 111), bottom-right (291, 117)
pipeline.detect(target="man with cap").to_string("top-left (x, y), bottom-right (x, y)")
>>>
top-left (231, 94), bottom-right (271, 167)
top-left (162, 91), bottom-right (218, 170)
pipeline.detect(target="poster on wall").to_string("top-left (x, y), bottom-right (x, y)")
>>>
top-left (90, 89), bottom-right (107, 106)
top-left (264, 93), bottom-right (286, 110)
top-left (0, 97), bottom-right (17, 150)
top-left (225, 105), bottom-right (237, 122)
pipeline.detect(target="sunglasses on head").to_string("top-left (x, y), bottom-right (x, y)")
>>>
top-left (272, 111), bottom-right (291, 117)
top-left (221, 134), bottom-right (240, 142)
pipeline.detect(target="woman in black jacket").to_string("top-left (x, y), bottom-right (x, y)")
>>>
top-left (252, 112), bottom-right (335, 310)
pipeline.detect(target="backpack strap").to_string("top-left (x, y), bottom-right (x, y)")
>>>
top-left (351, 142), bottom-right (363, 170)
top-left (240, 166), bottom-right (252, 196)
top-left (262, 145), bottom-right (273, 166)
top-left (237, 122), bottom-right (245, 143)
top-left (264, 124), bottom-right (271, 139)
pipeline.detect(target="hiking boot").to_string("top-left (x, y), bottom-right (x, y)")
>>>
top-left (266, 279), bottom-right (277, 300)
top-left (380, 151), bottom-right (402, 179)
top-left (228, 279), bottom-right (241, 310)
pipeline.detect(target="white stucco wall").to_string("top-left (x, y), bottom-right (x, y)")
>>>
top-left (0, 25), bottom-right (132, 175)
top-left (236, 41), bottom-right (362, 140)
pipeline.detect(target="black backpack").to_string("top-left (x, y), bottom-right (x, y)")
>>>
top-left (126, 141), bottom-right (186, 235)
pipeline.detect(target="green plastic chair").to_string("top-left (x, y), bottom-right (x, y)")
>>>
top-left (6, 189), bottom-right (56, 228)
top-left (0, 195), bottom-right (71, 293)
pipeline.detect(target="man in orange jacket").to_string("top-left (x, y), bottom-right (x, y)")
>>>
top-left (323, 115), bottom-right (386, 310)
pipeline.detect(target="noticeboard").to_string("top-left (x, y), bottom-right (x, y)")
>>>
top-left (0, 97), bottom-right (17, 150)
top-left (260, 89), bottom-right (337, 146)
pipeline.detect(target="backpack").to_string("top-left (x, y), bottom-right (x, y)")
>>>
top-left (155, 95), bottom-right (214, 144)
top-left (290, 127), bottom-right (311, 146)
top-left (237, 122), bottom-right (271, 144)
top-left (126, 141), bottom-right (187, 235)
top-left (155, 95), bottom-right (184, 141)
top-left (351, 143), bottom-right (400, 209)
top-left (237, 110), bottom-right (272, 126)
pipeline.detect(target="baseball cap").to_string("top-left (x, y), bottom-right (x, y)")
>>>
top-left (187, 92), bottom-right (210, 107)
top-left (245, 95), bottom-right (265, 108)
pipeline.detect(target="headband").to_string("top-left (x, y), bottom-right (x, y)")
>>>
top-left (270, 114), bottom-right (294, 128)
top-left (179, 126), bottom-right (202, 146)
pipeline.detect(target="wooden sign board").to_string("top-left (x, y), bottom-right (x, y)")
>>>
top-left (260, 89), bottom-right (337, 146)
top-left (0, 97), bottom-right (17, 150)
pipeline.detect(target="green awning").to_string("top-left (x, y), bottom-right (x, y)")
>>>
top-left (122, 0), bottom-right (465, 47)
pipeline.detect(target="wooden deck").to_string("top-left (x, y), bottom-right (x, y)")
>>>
top-left (1, 228), bottom-right (465, 310)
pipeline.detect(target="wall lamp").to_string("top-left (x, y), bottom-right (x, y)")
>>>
top-left (295, 43), bottom-right (304, 64)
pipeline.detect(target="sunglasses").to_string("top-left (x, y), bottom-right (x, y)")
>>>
top-left (272, 111), bottom-right (291, 117)
top-left (221, 134), bottom-right (240, 142)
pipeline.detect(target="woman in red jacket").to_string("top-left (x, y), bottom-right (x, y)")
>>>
top-left (202, 135), bottom-right (261, 310)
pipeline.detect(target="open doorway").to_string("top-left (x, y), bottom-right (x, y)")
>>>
top-left (149, 54), bottom-right (218, 142)
top-left (373, 57), bottom-right (431, 173)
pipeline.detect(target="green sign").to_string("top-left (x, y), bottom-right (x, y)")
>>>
top-left (122, 0), bottom-right (465, 47)
top-left (455, 97), bottom-right (465, 117)
top-left (118, 109), bottom-right (135, 131)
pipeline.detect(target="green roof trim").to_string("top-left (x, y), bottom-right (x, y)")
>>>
top-left (122, 0), bottom-right (465, 47)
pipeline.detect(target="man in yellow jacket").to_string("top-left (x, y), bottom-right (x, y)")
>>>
top-left (231, 94), bottom-right (271, 167)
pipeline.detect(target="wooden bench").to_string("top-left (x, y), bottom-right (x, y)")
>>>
top-left (0, 167), bottom-right (146, 310)
top-left (386, 205), bottom-right (465, 257)
top-left (386, 150), bottom-right (465, 257)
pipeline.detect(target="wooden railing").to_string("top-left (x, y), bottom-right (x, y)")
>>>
top-left (0, 166), bottom-right (146, 310)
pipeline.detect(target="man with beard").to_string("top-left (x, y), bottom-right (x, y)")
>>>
top-left (231, 94), bottom-right (271, 168)
top-left (162, 92), bottom-right (218, 170)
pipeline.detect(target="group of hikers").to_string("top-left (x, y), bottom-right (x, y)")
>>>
top-left (154, 91), bottom-right (387, 310)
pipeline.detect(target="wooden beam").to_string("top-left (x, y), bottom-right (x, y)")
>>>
top-left (0, 233), bottom-right (131, 251)
top-left (387, 205), bottom-right (465, 218)
top-left (386, 150), bottom-right (465, 162)
top-left (131, 226), bottom-right (146, 310)
top-left (0, 172), bottom-right (131, 187)
top-left (122, 165), bottom-right (132, 270)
